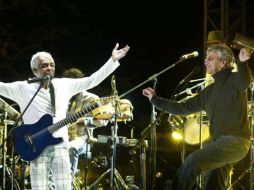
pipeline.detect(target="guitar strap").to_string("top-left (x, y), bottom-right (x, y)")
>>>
top-left (49, 82), bottom-right (56, 117)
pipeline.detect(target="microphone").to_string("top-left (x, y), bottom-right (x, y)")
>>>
top-left (27, 75), bottom-right (52, 84)
top-left (179, 67), bottom-right (201, 85)
top-left (180, 51), bottom-right (199, 60)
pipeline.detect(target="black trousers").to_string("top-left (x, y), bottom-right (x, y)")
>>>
top-left (171, 135), bottom-right (250, 190)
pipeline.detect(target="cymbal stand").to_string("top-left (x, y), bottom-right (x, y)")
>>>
top-left (196, 83), bottom-right (206, 189)
top-left (110, 75), bottom-right (127, 189)
top-left (88, 76), bottom-right (128, 190)
top-left (2, 109), bottom-right (8, 190)
top-left (2, 108), bottom-right (18, 190)
top-left (248, 83), bottom-right (254, 190)
top-left (2, 107), bottom-right (7, 189)
top-left (1, 107), bottom-right (21, 190)
top-left (87, 112), bottom-right (129, 190)
top-left (83, 126), bottom-right (96, 189)
top-left (197, 111), bottom-right (204, 189)
top-left (140, 139), bottom-right (148, 190)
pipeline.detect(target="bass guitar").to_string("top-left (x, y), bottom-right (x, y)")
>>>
top-left (15, 96), bottom-right (116, 161)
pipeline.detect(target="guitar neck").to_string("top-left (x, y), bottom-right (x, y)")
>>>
top-left (48, 96), bottom-right (116, 133)
top-left (48, 103), bottom-right (99, 133)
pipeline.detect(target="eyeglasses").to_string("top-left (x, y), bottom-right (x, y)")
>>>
top-left (205, 57), bottom-right (220, 62)
top-left (38, 62), bottom-right (55, 69)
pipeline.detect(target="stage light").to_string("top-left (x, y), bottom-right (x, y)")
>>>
top-left (156, 172), bottom-right (163, 178)
top-left (171, 130), bottom-right (183, 141)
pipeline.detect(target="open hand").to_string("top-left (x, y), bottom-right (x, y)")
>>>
top-left (112, 43), bottom-right (130, 62)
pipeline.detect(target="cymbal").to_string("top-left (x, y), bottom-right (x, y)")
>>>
top-left (0, 97), bottom-right (20, 120)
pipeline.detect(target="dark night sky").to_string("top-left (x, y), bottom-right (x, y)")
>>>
top-left (1, 0), bottom-right (254, 188)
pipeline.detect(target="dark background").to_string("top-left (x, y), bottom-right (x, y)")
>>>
top-left (1, 0), bottom-right (254, 189)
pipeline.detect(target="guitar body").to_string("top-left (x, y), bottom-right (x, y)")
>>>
top-left (15, 114), bottom-right (63, 161)
top-left (14, 96), bottom-right (115, 161)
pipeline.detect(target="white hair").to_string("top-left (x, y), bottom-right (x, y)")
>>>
top-left (30, 51), bottom-right (54, 70)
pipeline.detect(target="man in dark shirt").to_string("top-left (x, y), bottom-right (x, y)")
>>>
top-left (143, 44), bottom-right (253, 190)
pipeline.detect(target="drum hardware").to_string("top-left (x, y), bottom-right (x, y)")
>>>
top-left (189, 77), bottom-right (214, 83)
top-left (112, 99), bottom-right (133, 123)
top-left (0, 98), bottom-right (20, 121)
top-left (96, 135), bottom-right (141, 147)
top-left (83, 126), bottom-right (97, 188)
top-left (174, 79), bottom-right (212, 98)
top-left (250, 84), bottom-right (254, 190)
top-left (6, 165), bottom-right (22, 190)
top-left (228, 167), bottom-right (251, 190)
top-left (91, 156), bottom-right (108, 168)
top-left (87, 168), bottom-right (129, 190)
top-left (71, 171), bottom-right (84, 190)
top-left (184, 113), bottom-right (210, 145)
top-left (0, 102), bottom-right (21, 190)
top-left (168, 113), bottom-right (210, 145)
top-left (169, 115), bottom-right (186, 129)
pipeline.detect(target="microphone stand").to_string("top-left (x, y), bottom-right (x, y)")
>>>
top-left (147, 78), bottom-right (157, 190)
top-left (130, 112), bottom-right (162, 190)
top-left (120, 57), bottom-right (192, 190)
top-left (119, 58), bottom-right (187, 99)
top-left (0, 82), bottom-right (43, 190)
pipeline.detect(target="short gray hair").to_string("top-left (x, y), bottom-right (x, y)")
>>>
top-left (207, 44), bottom-right (235, 69)
top-left (30, 51), bottom-right (54, 70)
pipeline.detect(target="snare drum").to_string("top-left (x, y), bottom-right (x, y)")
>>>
top-left (91, 103), bottom-right (114, 120)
